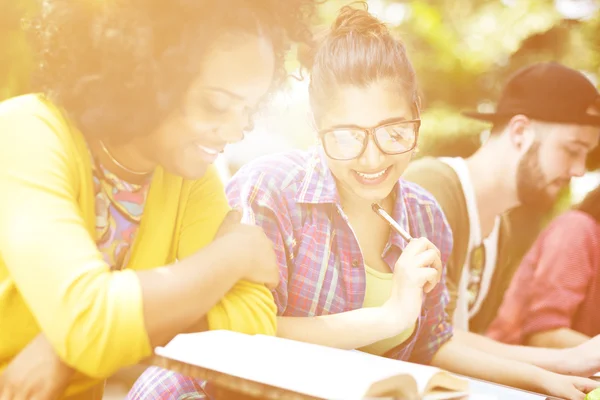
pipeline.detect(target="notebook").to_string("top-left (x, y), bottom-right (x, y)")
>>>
top-left (153, 330), bottom-right (469, 400)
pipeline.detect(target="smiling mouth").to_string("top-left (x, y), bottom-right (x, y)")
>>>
top-left (196, 143), bottom-right (222, 155)
top-left (354, 167), bottom-right (389, 179)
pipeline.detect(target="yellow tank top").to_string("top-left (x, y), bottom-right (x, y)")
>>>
top-left (359, 264), bottom-right (415, 356)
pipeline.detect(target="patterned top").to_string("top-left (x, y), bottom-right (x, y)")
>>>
top-left (487, 210), bottom-right (600, 344)
top-left (126, 147), bottom-right (454, 400)
top-left (226, 148), bottom-right (453, 363)
top-left (92, 160), bottom-right (151, 270)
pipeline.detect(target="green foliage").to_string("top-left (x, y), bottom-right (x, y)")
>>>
top-left (386, 0), bottom-right (598, 156)
top-left (0, 0), bottom-right (36, 101)
top-left (312, 0), bottom-right (598, 159)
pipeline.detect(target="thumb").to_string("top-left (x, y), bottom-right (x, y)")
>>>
top-left (215, 208), bottom-right (242, 238)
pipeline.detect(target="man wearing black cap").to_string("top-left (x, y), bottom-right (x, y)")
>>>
top-left (403, 61), bottom-right (600, 376)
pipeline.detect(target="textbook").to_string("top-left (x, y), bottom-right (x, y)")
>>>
top-left (153, 330), bottom-right (469, 400)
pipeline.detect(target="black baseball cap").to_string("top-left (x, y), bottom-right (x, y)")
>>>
top-left (463, 62), bottom-right (600, 127)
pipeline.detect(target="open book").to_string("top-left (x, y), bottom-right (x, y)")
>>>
top-left (153, 330), bottom-right (469, 400)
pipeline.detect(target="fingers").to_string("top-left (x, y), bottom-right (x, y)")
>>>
top-left (565, 387), bottom-right (586, 400)
top-left (411, 249), bottom-right (442, 292)
top-left (225, 208), bottom-right (243, 224)
top-left (410, 248), bottom-right (438, 268)
top-left (574, 377), bottom-right (600, 394)
top-left (430, 251), bottom-right (443, 281)
top-left (414, 249), bottom-right (442, 274)
top-left (404, 238), bottom-right (441, 262)
top-left (215, 208), bottom-right (242, 238)
top-left (264, 279), bottom-right (279, 290)
top-left (265, 255), bottom-right (281, 289)
top-left (13, 391), bottom-right (31, 400)
top-left (403, 237), bottom-right (431, 256)
top-left (263, 266), bottom-right (280, 289)
top-left (418, 268), bottom-right (439, 293)
top-left (0, 382), bottom-right (29, 400)
top-left (0, 381), bottom-right (12, 400)
top-left (257, 244), bottom-right (280, 290)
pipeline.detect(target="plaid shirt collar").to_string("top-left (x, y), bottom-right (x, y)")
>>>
top-left (296, 147), bottom-right (412, 249)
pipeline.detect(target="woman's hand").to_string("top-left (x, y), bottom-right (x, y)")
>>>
top-left (555, 335), bottom-right (600, 377)
top-left (214, 209), bottom-right (280, 289)
top-left (382, 237), bottom-right (442, 325)
top-left (0, 335), bottom-right (74, 400)
top-left (392, 237), bottom-right (442, 294)
top-left (540, 371), bottom-right (599, 400)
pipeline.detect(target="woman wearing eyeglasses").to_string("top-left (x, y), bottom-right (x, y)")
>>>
top-left (132, 4), bottom-right (599, 400)
top-left (0, 1), bottom-right (315, 399)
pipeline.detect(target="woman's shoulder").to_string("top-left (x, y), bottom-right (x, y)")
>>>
top-left (0, 94), bottom-right (87, 184)
top-left (0, 93), bottom-right (76, 145)
top-left (1, 93), bottom-right (60, 120)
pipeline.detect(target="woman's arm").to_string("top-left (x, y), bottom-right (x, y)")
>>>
top-left (0, 113), bottom-right (262, 378)
top-left (177, 167), bottom-right (277, 337)
top-left (136, 235), bottom-right (263, 347)
top-left (453, 330), bottom-right (592, 375)
top-left (276, 298), bottom-right (416, 350)
top-left (431, 339), bottom-right (599, 400)
top-left (0, 206), bottom-right (275, 400)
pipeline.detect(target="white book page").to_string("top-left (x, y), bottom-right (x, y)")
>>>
top-left (155, 331), bottom-right (257, 379)
top-left (252, 334), bottom-right (445, 393)
top-left (156, 331), bottom-right (464, 398)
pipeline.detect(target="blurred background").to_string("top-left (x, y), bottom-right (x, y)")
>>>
top-left (2, 0), bottom-right (599, 187)
top-left (1, 1), bottom-right (599, 397)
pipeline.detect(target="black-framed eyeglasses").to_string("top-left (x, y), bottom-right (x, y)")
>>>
top-left (318, 117), bottom-right (421, 161)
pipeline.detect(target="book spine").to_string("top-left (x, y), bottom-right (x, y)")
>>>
top-left (152, 356), bottom-right (319, 400)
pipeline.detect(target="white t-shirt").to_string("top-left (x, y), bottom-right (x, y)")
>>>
top-left (439, 157), bottom-right (501, 331)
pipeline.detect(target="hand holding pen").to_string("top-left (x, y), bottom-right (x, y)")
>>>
top-left (372, 203), bottom-right (442, 294)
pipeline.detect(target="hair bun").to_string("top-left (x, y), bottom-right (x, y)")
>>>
top-left (330, 2), bottom-right (388, 37)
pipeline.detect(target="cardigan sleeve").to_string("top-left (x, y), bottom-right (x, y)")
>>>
top-left (0, 106), bottom-right (151, 378)
top-left (177, 165), bottom-right (277, 336)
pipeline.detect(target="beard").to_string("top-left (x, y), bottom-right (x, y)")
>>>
top-left (516, 142), bottom-right (567, 210)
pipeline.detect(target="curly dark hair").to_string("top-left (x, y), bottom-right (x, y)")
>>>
top-left (26, 0), bottom-right (316, 143)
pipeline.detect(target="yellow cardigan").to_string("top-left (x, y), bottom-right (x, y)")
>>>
top-left (0, 94), bottom-right (277, 396)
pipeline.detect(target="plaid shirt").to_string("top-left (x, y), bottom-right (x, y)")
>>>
top-left (128, 148), bottom-right (454, 400)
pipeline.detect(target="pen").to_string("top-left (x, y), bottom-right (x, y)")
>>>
top-left (371, 203), bottom-right (413, 242)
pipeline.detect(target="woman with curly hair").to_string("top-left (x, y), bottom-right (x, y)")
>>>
top-left (0, 0), bottom-right (314, 398)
